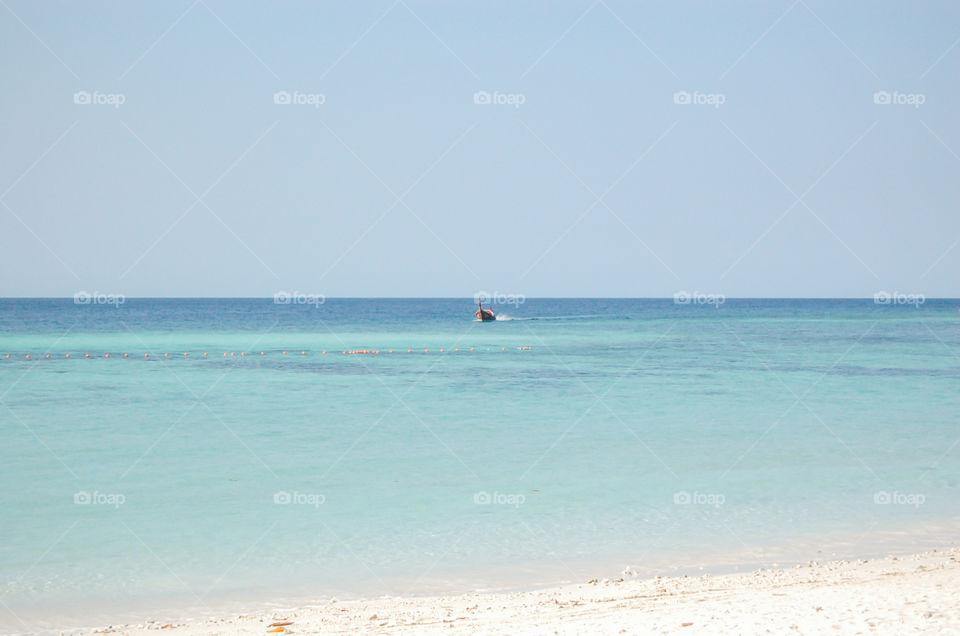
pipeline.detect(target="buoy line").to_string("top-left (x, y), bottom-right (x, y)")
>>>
top-left (2, 347), bottom-right (534, 360)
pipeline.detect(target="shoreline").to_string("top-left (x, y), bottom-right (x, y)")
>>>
top-left (33, 545), bottom-right (960, 635)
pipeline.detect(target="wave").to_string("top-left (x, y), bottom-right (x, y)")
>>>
top-left (484, 313), bottom-right (608, 322)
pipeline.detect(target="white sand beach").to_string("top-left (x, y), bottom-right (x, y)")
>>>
top-left (83, 547), bottom-right (959, 635)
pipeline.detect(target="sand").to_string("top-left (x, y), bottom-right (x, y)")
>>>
top-left (77, 547), bottom-right (960, 635)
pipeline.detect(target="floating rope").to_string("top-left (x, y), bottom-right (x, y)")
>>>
top-left (2, 347), bottom-right (533, 359)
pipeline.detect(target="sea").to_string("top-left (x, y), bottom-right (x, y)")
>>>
top-left (0, 298), bottom-right (958, 632)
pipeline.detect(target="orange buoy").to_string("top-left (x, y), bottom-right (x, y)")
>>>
top-left (184, 352), bottom-right (189, 356)
top-left (230, 352), bottom-right (235, 356)
top-left (301, 351), bottom-right (306, 355)
top-left (105, 353), bottom-right (110, 358)
top-left (502, 347), bottom-right (506, 351)
top-left (145, 353), bottom-right (149, 357)
top-left (323, 350), bottom-right (327, 354)
top-left (66, 354), bottom-right (71, 358)
top-left (84, 354), bottom-right (89, 358)
top-left (470, 347), bottom-right (474, 351)
top-left (241, 352), bottom-right (246, 356)
top-left (283, 351), bottom-right (287, 355)
top-left (164, 353), bottom-right (169, 357)
top-left (4, 354), bottom-right (9, 358)
top-left (45, 354), bottom-right (51, 358)
top-left (203, 352), bottom-right (207, 356)
top-left (124, 353), bottom-right (129, 358)
top-left (26, 354), bottom-right (31, 359)
top-left (425, 349), bottom-right (429, 353)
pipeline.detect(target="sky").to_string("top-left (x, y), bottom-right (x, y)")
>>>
top-left (1, 0), bottom-right (958, 298)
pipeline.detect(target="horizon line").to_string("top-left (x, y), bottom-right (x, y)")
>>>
top-left (1, 296), bottom-right (956, 301)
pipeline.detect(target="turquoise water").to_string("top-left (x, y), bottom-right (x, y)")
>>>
top-left (1, 298), bottom-right (959, 631)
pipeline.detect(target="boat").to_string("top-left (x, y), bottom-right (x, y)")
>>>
top-left (476, 301), bottom-right (495, 321)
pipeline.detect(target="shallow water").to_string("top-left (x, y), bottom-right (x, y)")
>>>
top-left (1, 298), bottom-right (958, 631)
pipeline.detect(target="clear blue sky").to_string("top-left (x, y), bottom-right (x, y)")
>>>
top-left (1, 1), bottom-right (958, 297)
